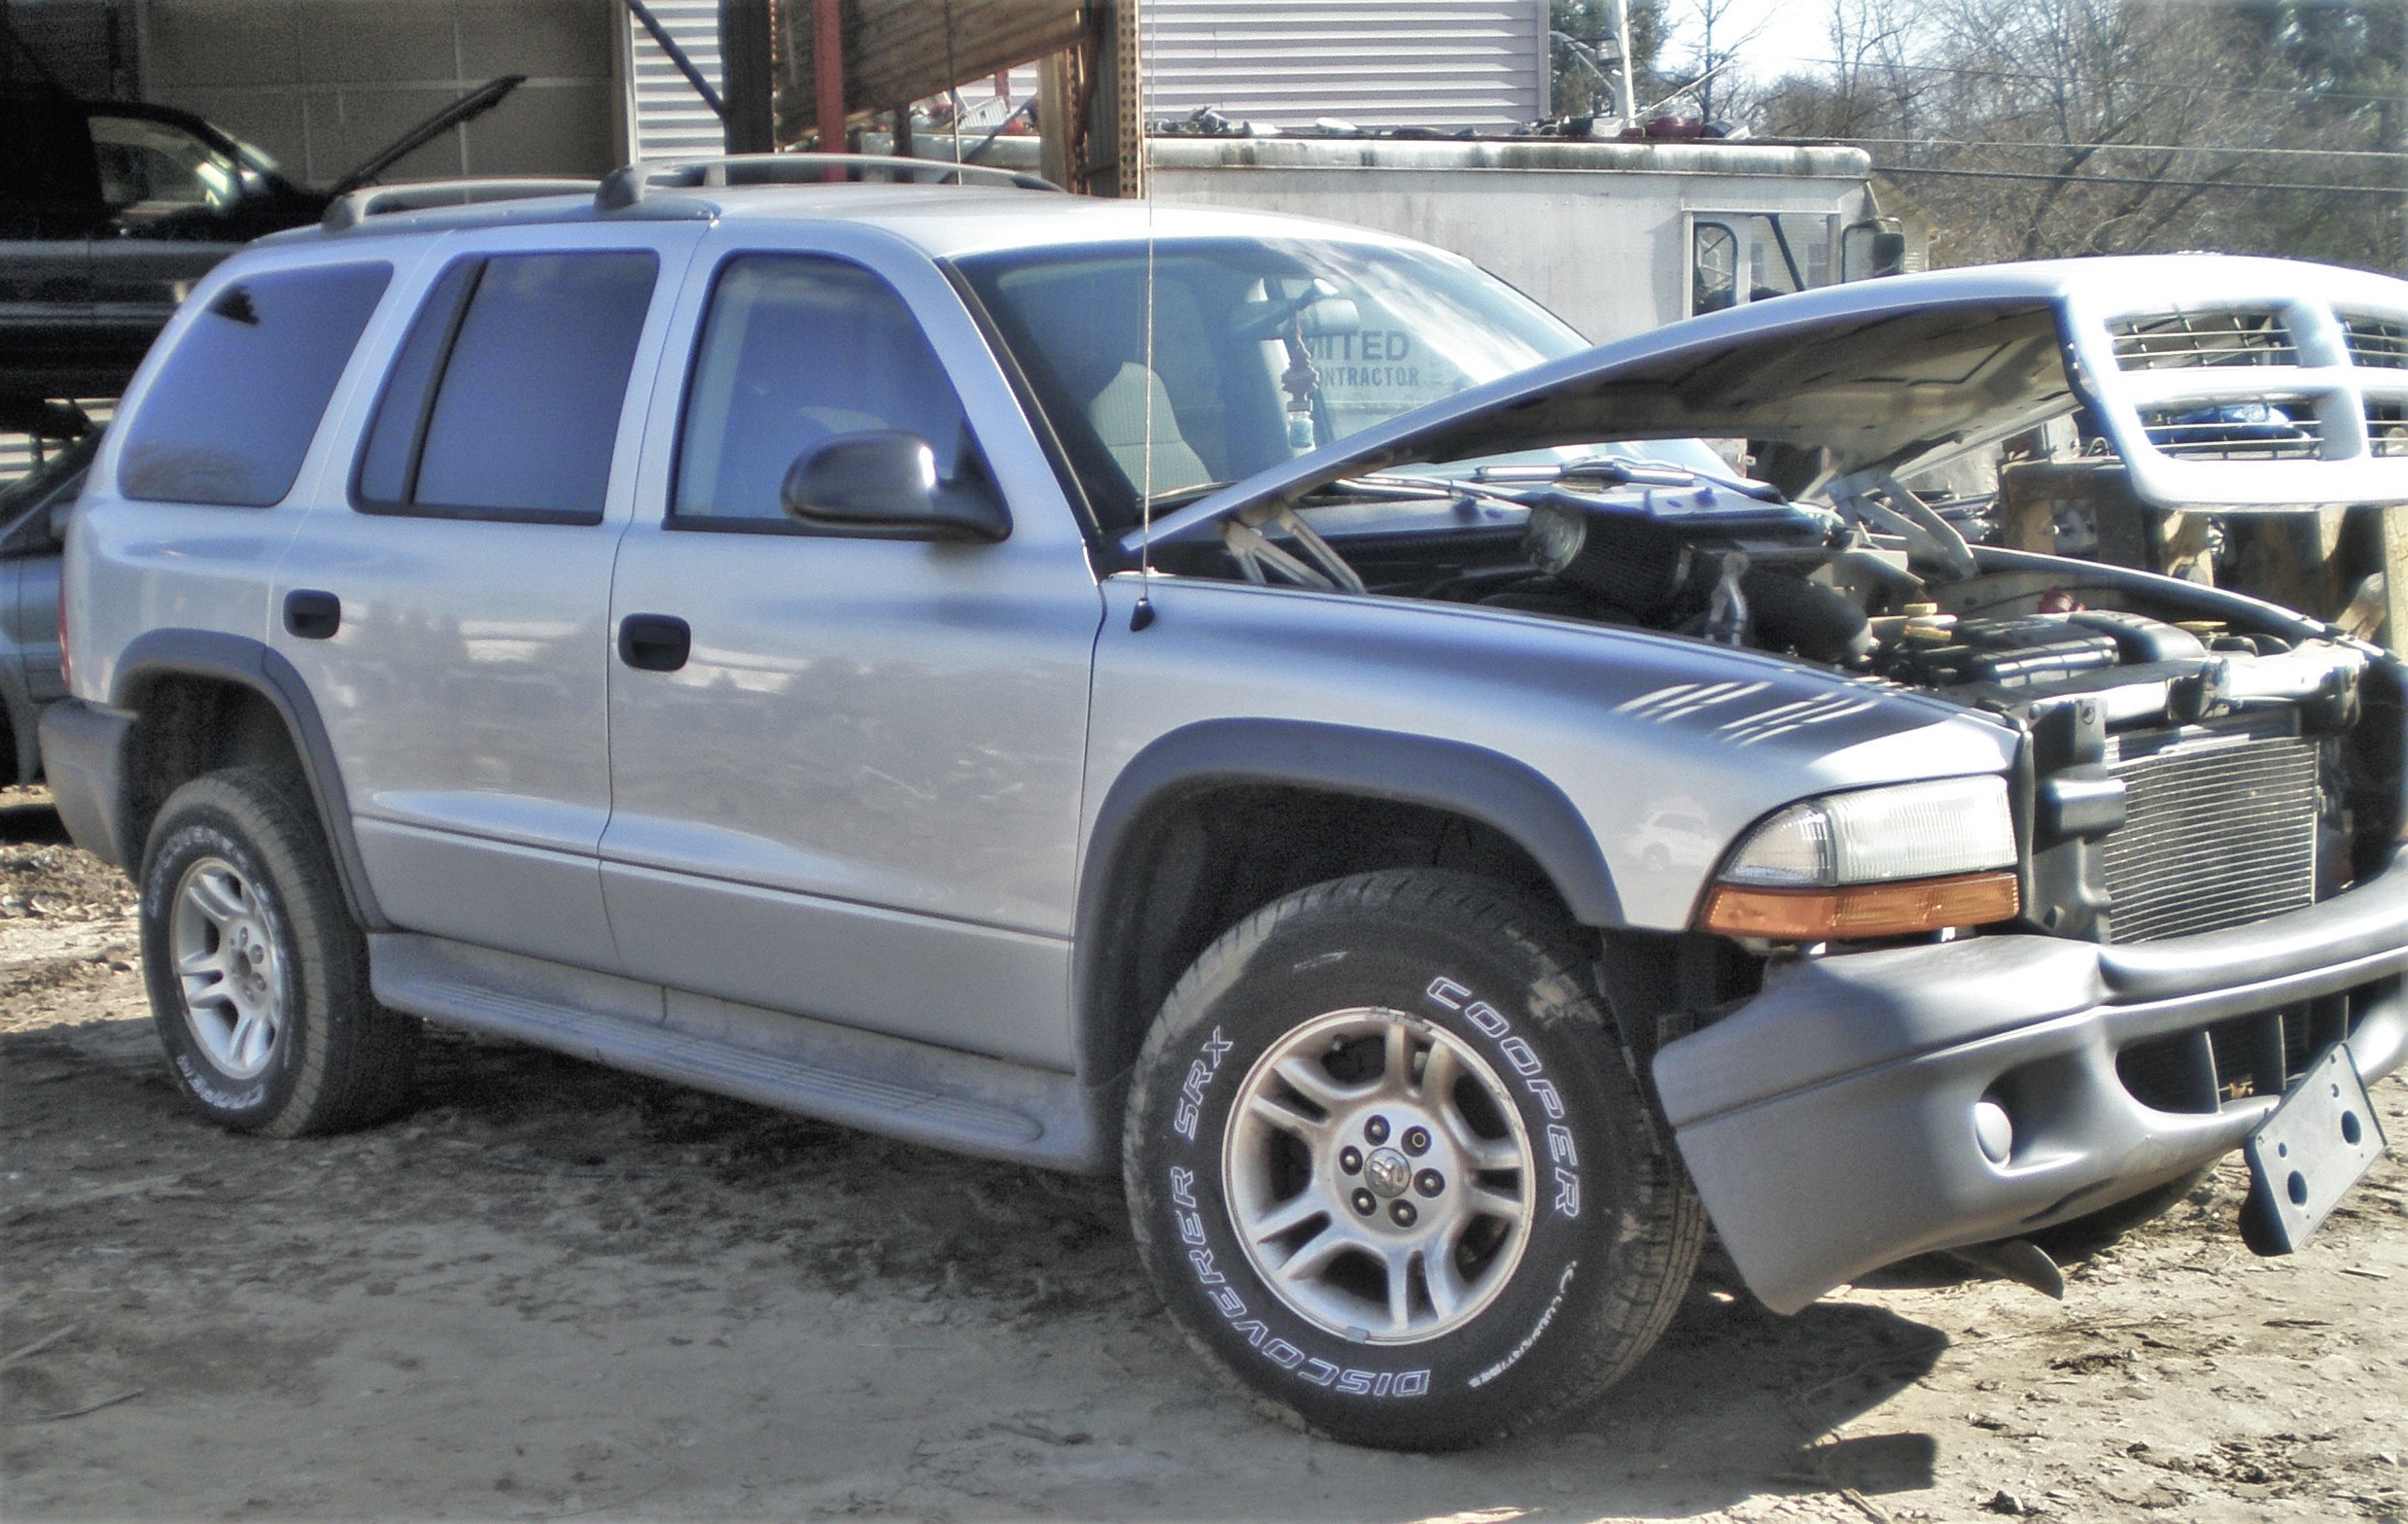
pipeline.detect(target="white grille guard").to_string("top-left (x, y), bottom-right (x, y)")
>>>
top-left (1124, 254), bottom-right (2408, 557)
top-left (2065, 264), bottom-right (2408, 509)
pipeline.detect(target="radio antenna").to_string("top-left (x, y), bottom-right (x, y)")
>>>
top-left (1131, 0), bottom-right (1159, 632)
top-left (942, 0), bottom-right (965, 173)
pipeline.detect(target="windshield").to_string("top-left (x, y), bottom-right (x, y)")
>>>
top-left (956, 238), bottom-right (1586, 533)
top-left (89, 113), bottom-right (266, 221)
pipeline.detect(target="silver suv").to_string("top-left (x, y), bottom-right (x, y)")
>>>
top-left (43, 158), bottom-right (2408, 1450)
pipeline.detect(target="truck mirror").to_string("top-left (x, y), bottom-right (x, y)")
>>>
top-left (1843, 223), bottom-right (1909, 281)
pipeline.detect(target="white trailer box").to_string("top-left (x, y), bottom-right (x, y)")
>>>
top-left (921, 134), bottom-right (1899, 343)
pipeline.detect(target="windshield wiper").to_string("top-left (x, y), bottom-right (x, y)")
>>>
top-left (1140, 451), bottom-right (1780, 520)
top-left (1469, 454), bottom-right (1787, 502)
top-left (1138, 479), bottom-right (1233, 513)
top-left (1328, 472), bottom-right (1536, 511)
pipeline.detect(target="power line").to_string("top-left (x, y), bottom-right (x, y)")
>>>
top-left (1876, 162), bottom-right (2407, 195)
top-left (1728, 50), bottom-right (2406, 106)
top-left (1836, 135), bottom-right (2408, 161)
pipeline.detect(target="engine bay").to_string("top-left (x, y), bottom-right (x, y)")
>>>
top-left (1162, 457), bottom-right (2402, 937)
top-left (1187, 460), bottom-right (2373, 734)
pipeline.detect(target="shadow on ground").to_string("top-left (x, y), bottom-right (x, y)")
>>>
top-left (0, 792), bottom-right (69, 846)
top-left (3, 996), bottom-right (1953, 1521)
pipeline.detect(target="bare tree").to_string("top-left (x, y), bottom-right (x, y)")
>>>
top-left (1754, 0), bottom-right (2405, 273)
top-left (1653, 0), bottom-right (1773, 124)
top-left (1760, 0), bottom-right (1931, 141)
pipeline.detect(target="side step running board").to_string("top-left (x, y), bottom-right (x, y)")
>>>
top-left (369, 933), bottom-right (1104, 1171)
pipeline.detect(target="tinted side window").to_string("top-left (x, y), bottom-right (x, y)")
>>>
top-left (120, 262), bottom-right (392, 506)
top-left (357, 251), bottom-right (657, 523)
top-left (355, 259), bottom-right (478, 505)
top-left (675, 256), bottom-right (970, 524)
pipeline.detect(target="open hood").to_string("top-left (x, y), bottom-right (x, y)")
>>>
top-left (1124, 253), bottom-right (2408, 556)
top-left (326, 75), bottom-right (526, 197)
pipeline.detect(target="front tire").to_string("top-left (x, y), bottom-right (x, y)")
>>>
top-left (1123, 870), bottom-right (1702, 1450)
top-left (139, 767), bottom-right (418, 1136)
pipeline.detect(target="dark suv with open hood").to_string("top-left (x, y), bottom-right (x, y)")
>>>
top-left (0, 78), bottom-right (520, 403)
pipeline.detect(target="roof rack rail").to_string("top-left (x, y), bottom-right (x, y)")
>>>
top-left (594, 153), bottom-right (1062, 211)
top-left (322, 178), bottom-right (599, 232)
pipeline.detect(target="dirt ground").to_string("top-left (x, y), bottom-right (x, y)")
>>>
top-left (1, 784), bottom-right (2402, 1524)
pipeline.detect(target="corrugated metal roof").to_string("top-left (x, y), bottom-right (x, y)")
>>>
top-left (627, 0), bottom-right (728, 162)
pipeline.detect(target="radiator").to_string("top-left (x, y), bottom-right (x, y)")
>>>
top-left (2098, 719), bottom-right (2320, 944)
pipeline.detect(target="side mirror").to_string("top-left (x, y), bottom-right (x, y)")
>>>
top-left (780, 431), bottom-right (1009, 542)
top-left (1842, 221), bottom-right (1910, 281)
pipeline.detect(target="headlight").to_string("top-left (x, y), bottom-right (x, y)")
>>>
top-left (1700, 776), bottom-right (2020, 940)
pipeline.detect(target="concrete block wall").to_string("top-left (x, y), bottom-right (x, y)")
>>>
top-left (139, 0), bottom-right (625, 185)
top-left (2, 0), bottom-right (141, 96)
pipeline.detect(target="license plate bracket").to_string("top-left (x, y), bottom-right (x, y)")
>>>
top-left (2241, 1042), bottom-right (2390, 1256)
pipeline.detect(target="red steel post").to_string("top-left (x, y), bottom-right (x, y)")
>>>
top-left (815, 0), bottom-right (846, 179)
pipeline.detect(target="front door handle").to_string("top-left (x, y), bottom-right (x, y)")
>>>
top-left (284, 589), bottom-right (341, 640)
top-left (617, 613), bottom-right (691, 673)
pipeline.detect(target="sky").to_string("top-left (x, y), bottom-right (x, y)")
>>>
top-left (1658, 0), bottom-right (1855, 85)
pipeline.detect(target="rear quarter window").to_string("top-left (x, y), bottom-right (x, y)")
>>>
top-left (118, 262), bottom-right (392, 506)
top-left (354, 250), bottom-right (659, 524)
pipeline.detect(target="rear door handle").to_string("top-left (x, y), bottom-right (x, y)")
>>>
top-left (617, 613), bottom-right (691, 673)
top-left (284, 589), bottom-right (341, 640)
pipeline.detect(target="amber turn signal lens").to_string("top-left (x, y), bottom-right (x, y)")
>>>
top-left (1701, 871), bottom-right (2021, 941)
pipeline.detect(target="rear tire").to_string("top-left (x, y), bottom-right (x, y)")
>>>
top-left (1123, 869), bottom-right (1702, 1450)
top-left (139, 767), bottom-right (417, 1135)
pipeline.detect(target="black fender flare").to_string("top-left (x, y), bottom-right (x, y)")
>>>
top-left (109, 628), bottom-right (389, 929)
top-left (1071, 716), bottom-right (1622, 1095)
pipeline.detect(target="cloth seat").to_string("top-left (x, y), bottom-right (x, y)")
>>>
top-left (1087, 361), bottom-right (1212, 496)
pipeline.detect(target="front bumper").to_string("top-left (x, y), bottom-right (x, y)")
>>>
top-left (1654, 857), bottom-right (2408, 1313)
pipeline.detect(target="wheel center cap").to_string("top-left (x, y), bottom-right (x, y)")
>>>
top-left (1363, 1147), bottom-right (1413, 1198)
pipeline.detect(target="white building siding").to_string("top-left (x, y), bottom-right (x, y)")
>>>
top-left (1140, 0), bottom-right (1548, 131)
top-left (625, 0), bottom-right (727, 163)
